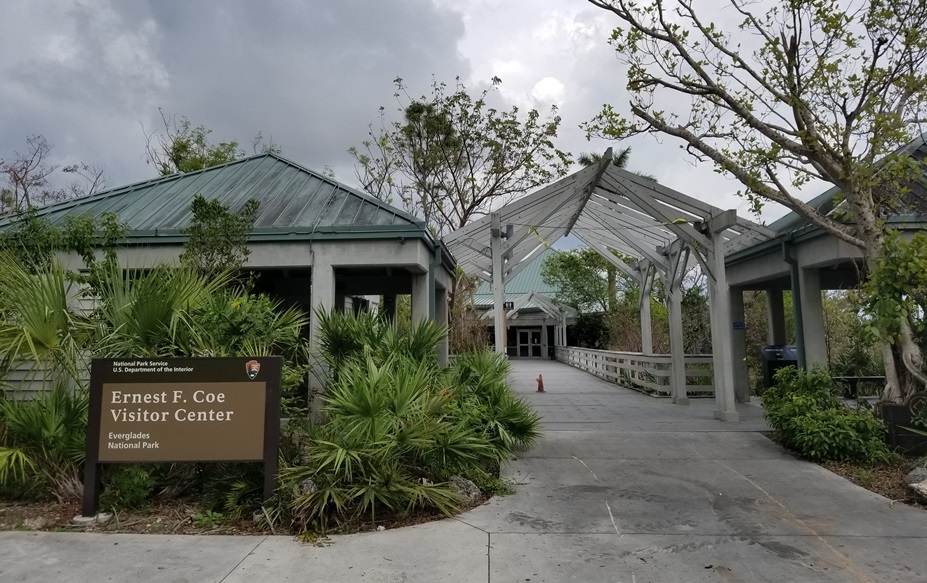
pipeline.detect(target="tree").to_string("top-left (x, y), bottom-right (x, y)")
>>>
top-left (577, 146), bottom-right (631, 169)
top-left (180, 195), bottom-right (260, 275)
top-left (541, 248), bottom-right (634, 313)
top-left (350, 77), bottom-right (572, 235)
top-left (575, 145), bottom-right (649, 309)
top-left (143, 108), bottom-right (280, 176)
top-left (585, 0), bottom-right (927, 402)
top-left (1, 135), bottom-right (107, 214)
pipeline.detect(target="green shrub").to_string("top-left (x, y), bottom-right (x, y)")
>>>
top-left (101, 465), bottom-right (156, 510)
top-left (446, 351), bottom-right (542, 455)
top-left (193, 509), bottom-right (224, 529)
top-left (268, 310), bottom-right (542, 534)
top-left (277, 355), bottom-right (471, 532)
top-left (200, 462), bottom-right (266, 519)
top-left (762, 367), bottom-right (893, 463)
top-left (0, 384), bottom-right (88, 501)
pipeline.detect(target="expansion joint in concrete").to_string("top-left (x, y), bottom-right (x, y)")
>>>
top-left (218, 535), bottom-right (269, 583)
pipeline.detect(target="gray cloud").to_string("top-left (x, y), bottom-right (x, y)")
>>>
top-left (1, 0), bottom-right (797, 224)
top-left (1, 0), bottom-right (468, 188)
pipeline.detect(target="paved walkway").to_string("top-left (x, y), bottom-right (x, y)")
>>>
top-left (2, 360), bottom-right (926, 582)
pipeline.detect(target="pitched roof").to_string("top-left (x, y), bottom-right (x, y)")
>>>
top-left (445, 152), bottom-right (773, 283)
top-left (0, 154), bottom-right (429, 242)
top-left (726, 134), bottom-right (927, 265)
top-left (766, 134), bottom-right (927, 236)
top-left (473, 247), bottom-right (558, 308)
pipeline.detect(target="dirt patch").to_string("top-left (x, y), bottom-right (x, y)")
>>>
top-left (0, 492), bottom-right (493, 536)
top-left (0, 498), bottom-right (267, 535)
top-left (823, 459), bottom-right (927, 510)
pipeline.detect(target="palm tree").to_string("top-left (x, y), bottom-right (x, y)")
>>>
top-left (577, 146), bottom-right (632, 169)
top-left (575, 145), bottom-right (655, 315)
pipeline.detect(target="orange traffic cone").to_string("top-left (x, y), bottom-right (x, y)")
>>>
top-left (537, 374), bottom-right (545, 393)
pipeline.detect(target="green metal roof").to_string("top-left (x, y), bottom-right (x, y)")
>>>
top-left (473, 247), bottom-right (558, 308)
top-left (727, 135), bottom-right (927, 265)
top-left (0, 154), bottom-right (430, 242)
top-left (766, 135), bottom-right (927, 236)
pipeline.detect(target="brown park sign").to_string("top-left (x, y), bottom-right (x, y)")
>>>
top-left (82, 357), bottom-right (281, 516)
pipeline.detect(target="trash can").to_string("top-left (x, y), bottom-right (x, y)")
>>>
top-left (760, 345), bottom-right (798, 388)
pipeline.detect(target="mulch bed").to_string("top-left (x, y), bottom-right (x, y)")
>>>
top-left (822, 458), bottom-right (927, 510)
top-left (0, 499), bottom-right (267, 535)
top-left (0, 493), bottom-right (493, 536)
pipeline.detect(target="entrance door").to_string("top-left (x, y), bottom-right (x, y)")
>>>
top-left (518, 330), bottom-right (530, 357)
top-left (517, 328), bottom-right (543, 358)
top-left (531, 329), bottom-right (542, 358)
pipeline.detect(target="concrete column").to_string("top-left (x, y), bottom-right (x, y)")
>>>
top-left (436, 287), bottom-right (449, 366)
top-left (798, 267), bottom-right (828, 368)
top-left (667, 279), bottom-right (689, 405)
top-left (490, 214), bottom-right (506, 355)
top-left (766, 289), bottom-right (787, 345)
top-left (411, 272), bottom-right (430, 325)
top-left (560, 311), bottom-right (568, 346)
top-left (541, 323), bottom-right (549, 360)
top-left (707, 231), bottom-right (739, 422)
top-left (730, 287), bottom-right (750, 403)
top-left (309, 258), bottom-right (336, 396)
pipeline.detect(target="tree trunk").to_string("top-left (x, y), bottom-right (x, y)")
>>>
top-left (851, 195), bottom-right (926, 403)
top-left (607, 266), bottom-right (617, 313)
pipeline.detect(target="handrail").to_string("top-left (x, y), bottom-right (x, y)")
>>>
top-left (554, 346), bottom-right (714, 397)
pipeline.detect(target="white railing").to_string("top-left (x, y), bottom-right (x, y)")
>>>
top-left (554, 346), bottom-right (714, 397)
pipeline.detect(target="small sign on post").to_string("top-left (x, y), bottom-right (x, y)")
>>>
top-left (82, 357), bottom-right (282, 517)
top-left (502, 301), bottom-right (515, 311)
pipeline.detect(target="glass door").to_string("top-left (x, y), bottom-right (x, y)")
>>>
top-left (518, 330), bottom-right (530, 357)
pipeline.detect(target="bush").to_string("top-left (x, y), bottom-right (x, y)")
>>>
top-left (762, 367), bottom-right (893, 463)
top-left (269, 310), bottom-right (541, 534)
top-left (101, 466), bottom-right (156, 510)
top-left (0, 384), bottom-right (88, 501)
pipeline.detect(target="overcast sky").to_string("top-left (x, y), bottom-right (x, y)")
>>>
top-left (0, 0), bottom-right (799, 224)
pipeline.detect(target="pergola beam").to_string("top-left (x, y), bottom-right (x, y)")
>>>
top-left (444, 152), bottom-right (770, 423)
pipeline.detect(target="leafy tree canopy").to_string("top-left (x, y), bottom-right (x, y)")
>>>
top-left (350, 77), bottom-right (572, 234)
top-left (144, 108), bottom-right (280, 176)
top-left (541, 248), bottom-right (635, 313)
top-left (584, 0), bottom-right (927, 402)
top-left (180, 195), bottom-right (260, 275)
top-left (0, 208), bottom-right (127, 283)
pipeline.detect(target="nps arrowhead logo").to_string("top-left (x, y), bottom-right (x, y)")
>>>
top-left (245, 360), bottom-right (261, 380)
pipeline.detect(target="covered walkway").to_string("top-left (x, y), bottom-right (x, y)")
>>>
top-left (3, 361), bottom-right (926, 582)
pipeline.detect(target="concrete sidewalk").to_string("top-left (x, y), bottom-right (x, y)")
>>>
top-left (2, 360), bottom-right (926, 582)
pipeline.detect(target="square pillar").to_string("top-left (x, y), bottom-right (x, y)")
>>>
top-left (766, 289), bottom-right (787, 345)
top-left (560, 311), bottom-right (568, 347)
top-left (490, 214), bottom-right (506, 355)
top-left (707, 231), bottom-right (739, 422)
top-left (541, 322), bottom-right (549, 360)
top-left (436, 287), bottom-right (449, 366)
top-left (668, 281), bottom-right (689, 405)
top-left (411, 272), bottom-right (431, 325)
top-left (309, 259), bottom-right (336, 397)
top-left (640, 292), bottom-right (653, 355)
top-left (730, 287), bottom-right (750, 403)
top-left (798, 267), bottom-right (828, 368)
